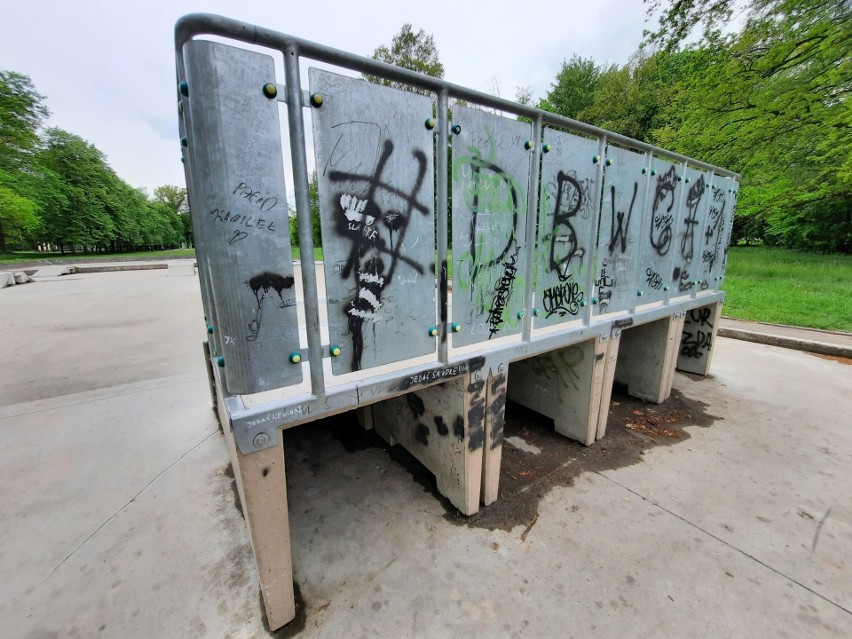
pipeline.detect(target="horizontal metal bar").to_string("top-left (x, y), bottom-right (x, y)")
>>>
top-left (174, 13), bottom-right (741, 180)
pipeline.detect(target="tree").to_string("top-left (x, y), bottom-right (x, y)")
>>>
top-left (290, 171), bottom-right (322, 249)
top-left (647, 0), bottom-right (852, 252)
top-left (543, 55), bottom-right (606, 120)
top-left (153, 185), bottom-right (191, 245)
top-left (0, 71), bottom-right (49, 250)
top-left (364, 24), bottom-right (445, 93)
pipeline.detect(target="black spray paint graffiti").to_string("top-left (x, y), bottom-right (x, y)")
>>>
top-left (645, 267), bottom-right (663, 290)
top-left (487, 246), bottom-right (519, 338)
top-left (542, 274), bottom-right (584, 318)
top-left (549, 171), bottom-right (586, 281)
top-left (455, 145), bottom-right (523, 300)
top-left (680, 306), bottom-right (714, 359)
top-left (680, 175), bottom-right (705, 263)
top-left (405, 392), bottom-right (465, 448)
top-left (596, 264), bottom-right (614, 311)
top-left (244, 271), bottom-right (295, 342)
top-left (702, 186), bottom-right (728, 271)
top-left (529, 346), bottom-right (585, 391)
top-left (328, 139), bottom-right (429, 371)
top-left (650, 166), bottom-right (677, 256)
top-left (608, 182), bottom-right (639, 254)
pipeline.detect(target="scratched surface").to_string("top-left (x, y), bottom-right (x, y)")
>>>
top-left (451, 106), bottom-right (532, 347)
top-left (534, 129), bottom-right (599, 328)
top-left (636, 156), bottom-right (684, 305)
top-left (700, 175), bottom-right (737, 290)
top-left (670, 166), bottom-right (713, 296)
top-left (183, 40), bottom-right (302, 394)
top-left (593, 145), bottom-right (649, 316)
top-left (310, 69), bottom-right (436, 374)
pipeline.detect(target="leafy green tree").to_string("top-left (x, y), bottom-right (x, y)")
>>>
top-left (647, 0), bottom-right (851, 252)
top-left (364, 24), bottom-right (445, 94)
top-left (543, 55), bottom-right (606, 120)
top-left (0, 71), bottom-right (49, 250)
top-left (290, 171), bottom-right (322, 249)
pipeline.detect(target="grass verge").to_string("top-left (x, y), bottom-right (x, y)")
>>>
top-left (723, 246), bottom-right (851, 332)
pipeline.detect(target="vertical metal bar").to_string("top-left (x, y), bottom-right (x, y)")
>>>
top-left (283, 43), bottom-right (325, 395)
top-left (521, 115), bottom-right (543, 341)
top-left (583, 135), bottom-right (607, 325)
top-left (632, 149), bottom-right (655, 313)
top-left (436, 89), bottom-right (450, 363)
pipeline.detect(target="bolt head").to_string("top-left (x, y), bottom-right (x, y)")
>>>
top-left (452, 322), bottom-right (462, 333)
top-left (637, 290), bottom-right (643, 296)
top-left (651, 169), bottom-right (657, 176)
top-left (217, 356), bottom-right (225, 367)
top-left (262, 83), bottom-right (278, 98)
top-left (310, 93), bottom-right (324, 107)
top-left (451, 124), bottom-right (461, 135)
top-left (605, 158), bottom-right (612, 166)
top-left (524, 140), bottom-right (534, 150)
top-left (642, 167), bottom-right (647, 174)
top-left (517, 311), bottom-right (524, 320)
top-left (428, 326), bottom-right (439, 337)
top-left (289, 352), bottom-right (302, 364)
top-left (207, 325), bottom-right (213, 334)
top-left (329, 345), bottom-right (341, 357)
top-left (592, 297), bottom-right (599, 304)
top-left (593, 154), bottom-right (601, 164)
top-left (180, 137), bottom-right (188, 147)
top-left (179, 81), bottom-right (188, 97)
top-left (425, 117), bottom-right (436, 130)
top-left (542, 143), bottom-right (551, 153)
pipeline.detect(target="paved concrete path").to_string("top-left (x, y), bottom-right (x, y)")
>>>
top-left (1, 270), bottom-right (850, 638)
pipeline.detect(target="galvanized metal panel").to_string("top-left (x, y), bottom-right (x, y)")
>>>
top-left (636, 156), bottom-right (684, 304)
top-left (309, 69), bottom-right (436, 374)
top-left (670, 166), bottom-right (712, 296)
top-left (183, 40), bottom-right (302, 394)
top-left (593, 145), bottom-right (649, 315)
top-left (534, 129), bottom-right (599, 328)
top-left (451, 106), bottom-right (532, 346)
top-left (700, 175), bottom-right (736, 289)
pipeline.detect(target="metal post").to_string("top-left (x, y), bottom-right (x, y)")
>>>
top-left (584, 135), bottom-right (607, 325)
top-left (283, 43), bottom-right (325, 395)
top-left (436, 89), bottom-right (450, 363)
top-left (521, 115), bottom-right (543, 341)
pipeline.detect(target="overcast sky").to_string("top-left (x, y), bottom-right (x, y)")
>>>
top-left (0, 0), bottom-right (653, 195)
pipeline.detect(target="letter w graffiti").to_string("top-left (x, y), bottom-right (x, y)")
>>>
top-left (608, 182), bottom-right (638, 254)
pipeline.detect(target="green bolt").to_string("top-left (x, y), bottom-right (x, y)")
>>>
top-left (663, 286), bottom-right (669, 291)
top-left (542, 143), bottom-right (552, 153)
top-left (651, 169), bottom-right (657, 176)
top-left (524, 140), bottom-right (534, 150)
top-left (180, 157), bottom-right (185, 164)
top-left (533, 308), bottom-right (540, 316)
top-left (451, 322), bottom-right (462, 333)
top-left (677, 175), bottom-right (683, 182)
top-left (580, 299), bottom-right (587, 307)
top-left (288, 352), bottom-right (302, 364)
top-left (310, 93), bottom-right (324, 107)
top-left (425, 118), bottom-right (437, 130)
top-left (642, 167), bottom-right (647, 174)
top-left (179, 81), bottom-right (188, 97)
top-left (593, 154), bottom-right (601, 164)
top-left (592, 297), bottom-right (599, 305)
top-left (451, 124), bottom-right (461, 135)
top-left (329, 345), bottom-right (341, 357)
top-left (217, 356), bottom-right (225, 367)
top-left (180, 137), bottom-right (188, 147)
top-left (517, 311), bottom-right (524, 320)
top-left (207, 325), bottom-right (213, 334)
top-left (685, 177), bottom-right (690, 183)
top-left (637, 290), bottom-right (643, 296)
top-left (605, 158), bottom-right (612, 166)
top-left (262, 83), bottom-right (278, 98)
top-left (428, 326), bottom-right (439, 337)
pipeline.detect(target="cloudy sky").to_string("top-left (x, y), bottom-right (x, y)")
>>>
top-left (0, 0), bottom-right (654, 194)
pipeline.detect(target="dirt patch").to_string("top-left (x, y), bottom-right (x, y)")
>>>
top-left (444, 386), bottom-right (720, 533)
top-left (809, 353), bottom-right (852, 366)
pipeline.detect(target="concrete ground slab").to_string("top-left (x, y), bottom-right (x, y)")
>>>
top-left (1, 270), bottom-right (850, 638)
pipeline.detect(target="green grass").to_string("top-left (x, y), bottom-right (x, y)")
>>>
top-left (290, 247), bottom-right (325, 263)
top-left (0, 248), bottom-right (196, 266)
top-left (723, 246), bottom-right (852, 332)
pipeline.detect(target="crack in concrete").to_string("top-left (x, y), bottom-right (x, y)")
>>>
top-left (22, 429), bottom-right (218, 602)
top-left (595, 471), bottom-right (852, 617)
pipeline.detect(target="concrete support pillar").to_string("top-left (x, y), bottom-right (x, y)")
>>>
top-left (373, 372), bottom-right (486, 515)
top-left (481, 370), bottom-right (507, 506)
top-left (506, 335), bottom-right (616, 446)
top-left (677, 302), bottom-right (724, 376)
top-left (219, 404), bottom-right (295, 630)
top-left (614, 314), bottom-right (685, 403)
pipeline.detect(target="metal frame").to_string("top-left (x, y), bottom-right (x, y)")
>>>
top-left (175, 13), bottom-right (740, 455)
